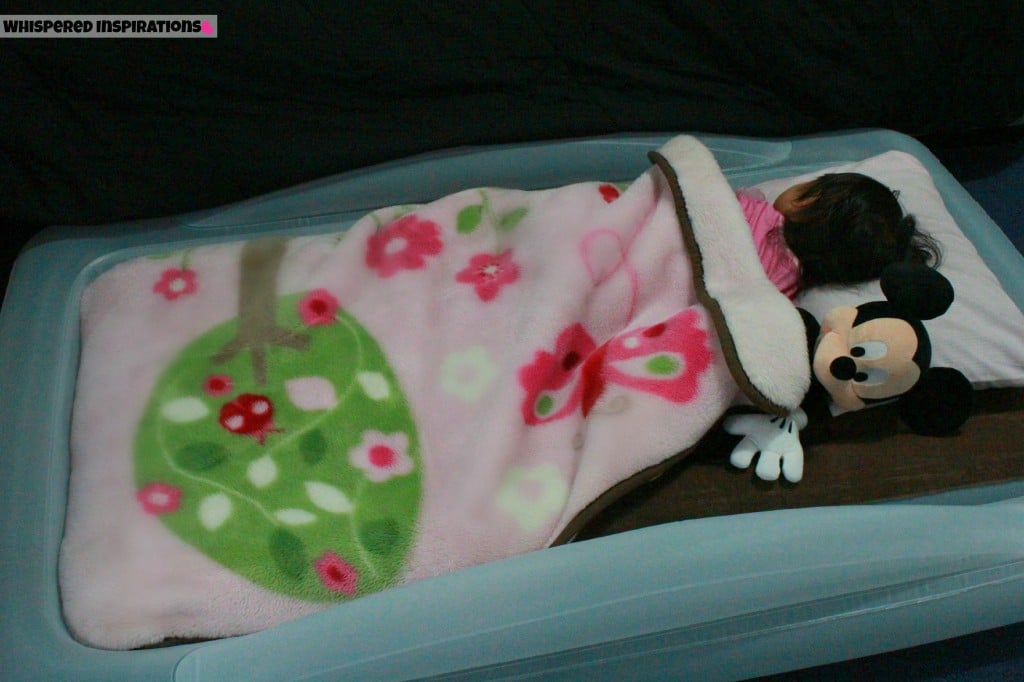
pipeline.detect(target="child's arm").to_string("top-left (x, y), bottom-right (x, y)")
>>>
top-left (734, 187), bottom-right (767, 201)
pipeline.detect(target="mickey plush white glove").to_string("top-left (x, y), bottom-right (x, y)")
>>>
top-left (723, 408), bottom-right (808, 483)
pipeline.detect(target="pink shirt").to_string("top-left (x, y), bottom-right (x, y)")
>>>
top-left (735, 190), bottom-right (801, 300)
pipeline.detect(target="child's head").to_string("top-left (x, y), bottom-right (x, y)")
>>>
top-left (775, 172), bottom-right (941, 290)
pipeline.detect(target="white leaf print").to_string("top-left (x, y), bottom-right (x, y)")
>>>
top-left (247, 455), bottom-right (278, 488)
top-left (356, 372), bottom-right (391, 401)
top-left (198, 493), bottom-right (232, 531)
top-left (161, 397), bottom-right (209, 422)
top-left (275, 508), bottom-right (317, 526)
top-left (305, 481), bottom-right (354, 514)
top-left (285, 376), bottom-right (338, 411)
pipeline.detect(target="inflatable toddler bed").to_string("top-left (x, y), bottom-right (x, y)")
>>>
top-left (3, 129), bottom-right (1024, 681)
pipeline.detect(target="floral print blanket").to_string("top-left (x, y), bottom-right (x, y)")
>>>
top-left (60, 135), bottom-right (809, 649)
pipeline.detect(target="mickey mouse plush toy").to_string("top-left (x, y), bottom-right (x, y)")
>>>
top-left (726, 263), bottom-right (974, 483)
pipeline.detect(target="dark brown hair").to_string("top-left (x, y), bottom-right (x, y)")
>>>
top-left (782, 173), bottom-right (941, 290)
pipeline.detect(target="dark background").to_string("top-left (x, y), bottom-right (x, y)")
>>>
top-left (2, 3), bottom-right (1023, 678)
top-left (3, 3), bottom-right (1023, 289)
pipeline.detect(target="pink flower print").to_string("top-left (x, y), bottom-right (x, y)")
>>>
top-left (137, 482), bottom-right (182, 515)
top-left (349, 431), bottom-right (414, 483)
top-left (455, 250), bottom-right (520, 302)
top-left (518, 323), bottom-right (597, 425)
top-left (203, 374), bottom-right (233, 397)
top-left (598, 183), bottom-right (621, 203)
top-left (153, 268), bottom-right (197, 300)
top-left (298, 288), bottom-right (340, 326)
top-left (365, 214), bottom-right (443, 277)
top-left (314, 551), bottom-right (359, 596)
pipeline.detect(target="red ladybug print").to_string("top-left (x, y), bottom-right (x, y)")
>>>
top-left (219, 393), bottom-right (281, 444)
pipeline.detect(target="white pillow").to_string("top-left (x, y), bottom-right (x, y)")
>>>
top-left (753, 151), bottom-right (1024, 389)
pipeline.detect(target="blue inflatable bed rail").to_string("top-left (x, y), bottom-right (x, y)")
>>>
top-left (2, 129), bottom-right (1024, 681)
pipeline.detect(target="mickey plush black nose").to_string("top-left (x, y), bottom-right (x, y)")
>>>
top-left (830, 356), bottom-right (857, 381)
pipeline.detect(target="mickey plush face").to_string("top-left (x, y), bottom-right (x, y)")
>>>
top-left (812, 302), bottom-right (925, 411)
top-left (800, 263), bottom-right (971, 436)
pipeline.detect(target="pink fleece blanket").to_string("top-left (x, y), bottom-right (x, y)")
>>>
top-left (60, 136), bottom-right (809, 649)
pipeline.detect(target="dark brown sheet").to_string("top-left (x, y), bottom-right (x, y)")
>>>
top-left (576, 388), bottom-right (1024, 540)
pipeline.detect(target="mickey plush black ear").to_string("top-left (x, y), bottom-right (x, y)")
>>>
top-left (880, 263), bottom-right (954, 321)
top-left (797, 307), bottom-right (820, 356)
top-left (899, 367), bottom-right (974, 436)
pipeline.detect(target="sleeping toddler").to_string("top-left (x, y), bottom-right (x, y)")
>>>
top-left (738, 173), bottom-right (941, 299)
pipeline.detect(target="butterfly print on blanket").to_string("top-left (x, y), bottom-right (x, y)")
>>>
top-left (519, 309), bottom-right (714, 425)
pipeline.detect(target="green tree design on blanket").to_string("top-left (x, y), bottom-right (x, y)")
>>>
top-left (134, 237), bottom-right (421, 602)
